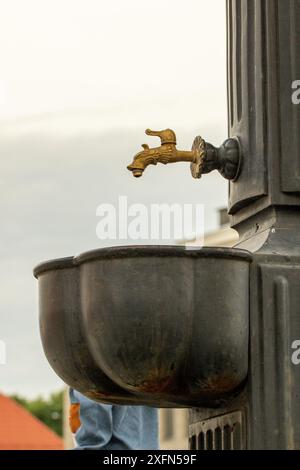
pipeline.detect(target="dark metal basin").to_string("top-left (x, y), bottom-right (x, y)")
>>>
top-left (34, 246), bottom-right (251, 407)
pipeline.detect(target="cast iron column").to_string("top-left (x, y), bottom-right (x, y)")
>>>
top-left (189, 0), bottom-right (300, 450)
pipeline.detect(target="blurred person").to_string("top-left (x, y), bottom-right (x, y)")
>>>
top-left (69, 388), bottom-right (159, 450)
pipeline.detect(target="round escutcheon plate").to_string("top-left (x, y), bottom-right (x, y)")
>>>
top-left (190, 136), bottom-right (206, 179)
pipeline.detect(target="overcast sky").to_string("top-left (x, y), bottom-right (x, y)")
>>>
top-left (0, 0), bottom-right (228, 397)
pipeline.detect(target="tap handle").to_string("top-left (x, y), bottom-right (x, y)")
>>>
top-left (145, 129), bottom-right (177, 145)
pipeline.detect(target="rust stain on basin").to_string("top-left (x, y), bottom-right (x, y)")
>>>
top-left (136, 369), bottom-right (177, 394)
top-left (193, 373), bottom-right (244, 395)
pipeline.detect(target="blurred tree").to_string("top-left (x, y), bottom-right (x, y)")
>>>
top-left (11, 390), bottom-right (63, 436)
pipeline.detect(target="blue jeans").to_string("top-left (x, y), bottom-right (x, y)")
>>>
top-left (69, 389), bottom-right (159, 450)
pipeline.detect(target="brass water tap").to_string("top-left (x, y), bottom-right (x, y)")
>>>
top-left (127, 129), bottom-right (241, 181)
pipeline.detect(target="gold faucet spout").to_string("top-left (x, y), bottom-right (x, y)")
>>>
top-left (127, 128), bottom-right (242, 181)
top-left (127, 129), bottom-right (205, 178)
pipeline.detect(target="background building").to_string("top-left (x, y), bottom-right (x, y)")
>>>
top-left (0, 394), bottom-right (63, 450)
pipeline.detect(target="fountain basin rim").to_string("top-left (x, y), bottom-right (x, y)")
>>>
top-left (33, 245), bottom-right (252, 278)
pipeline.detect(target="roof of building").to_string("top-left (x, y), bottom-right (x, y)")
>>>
top-left (0, 394), bottom-right (63, 450)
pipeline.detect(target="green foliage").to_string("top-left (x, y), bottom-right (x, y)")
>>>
top-left (11, 390), bottom-right (63, 437)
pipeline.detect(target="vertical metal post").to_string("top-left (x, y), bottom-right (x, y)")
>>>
top-left (189, 0), bottom-right (300, 450)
